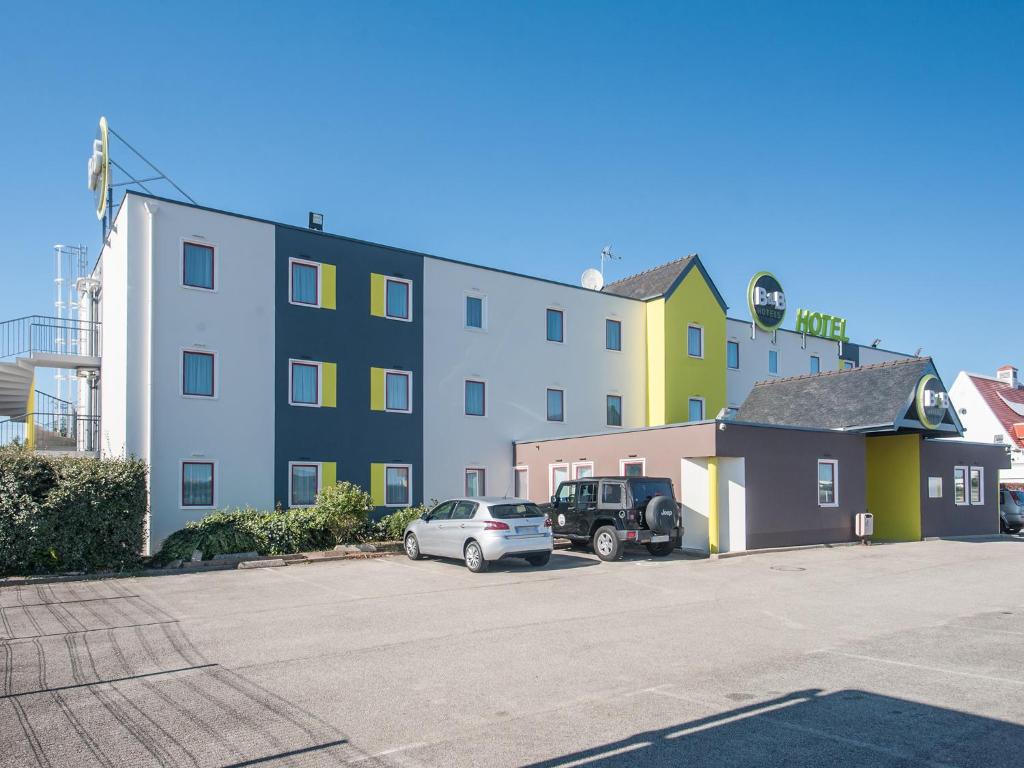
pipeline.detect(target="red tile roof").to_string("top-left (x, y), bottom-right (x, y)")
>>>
top-left (967, 374), bottom-right (1024, 449)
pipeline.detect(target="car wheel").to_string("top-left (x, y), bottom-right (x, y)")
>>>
top-left (405, 533), bottom-right (422, 560)
top-left (464, 540), bottom-right (489, 573)
top-left (645, 542), bottom-right (675, 557)
top-left (592, 526), bottom-right (622, 562)
top-left (526, 553), bottom-right (551, 567)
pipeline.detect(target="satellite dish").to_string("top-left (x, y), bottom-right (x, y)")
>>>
top-left (87, 116), bottom-right (110, 220)
top-left (581, 268), bottom-right (604, 291)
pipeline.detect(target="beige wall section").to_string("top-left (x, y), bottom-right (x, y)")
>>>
top-left (513, 422), bottom-right (717, 501)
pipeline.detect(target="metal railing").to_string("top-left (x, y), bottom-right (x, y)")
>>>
top-left (0, 315), bottom-right (101, 361)
top-left (0, 412), bottom-right (100, 453)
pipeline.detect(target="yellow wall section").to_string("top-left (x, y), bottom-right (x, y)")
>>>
top-left (321, 363), bottom-right (337, 408)
top-left (645, 299), bottom-right (666, 426)
top-left (662, 267), bottom-right (726, 424)
top-left (321, 462), bottom-right (337, 489)
top-left (707, 457), bottom-right (719, 555)
top-left (866, 434), bottom-right (921, 541)
top-left (370, 463), bottom-right (386, 506)
top-left (321, 264), bottom-right (337, 310)
top-left (370, 274), bottom-right (386, 317)
top-left (369, 368), bottom-right (385, 411)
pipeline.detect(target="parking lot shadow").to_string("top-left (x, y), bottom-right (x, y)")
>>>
top-left (479, 552), bottom-right (601, 573)
top-left (520, 688), bottom-right (1024, 768)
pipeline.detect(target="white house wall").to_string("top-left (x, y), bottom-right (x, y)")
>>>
top-left (950, 372), bottom-right (1024, 483)
top-left (422, 258), bottom-right (647, 502)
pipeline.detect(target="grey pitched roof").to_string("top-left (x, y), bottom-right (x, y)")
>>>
top-left (736, 357), bottom-right (947, 432)
top-left (604, 256), bottom-right (695, 299)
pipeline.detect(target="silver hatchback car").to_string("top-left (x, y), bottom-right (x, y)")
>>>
top-left (404, 497), bottom-right (553, 572)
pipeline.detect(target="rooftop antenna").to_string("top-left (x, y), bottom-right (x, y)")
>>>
top-left (87, 115), bottom-right (197, 241)
top-left (600, 245), bottom-right (620, 279)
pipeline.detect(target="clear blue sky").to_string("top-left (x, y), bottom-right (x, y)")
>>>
top-left (1, 1), bottom-right (1020, 384)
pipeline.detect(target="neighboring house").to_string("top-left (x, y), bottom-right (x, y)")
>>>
top-left (949, 365), bottom-right (1024, 485)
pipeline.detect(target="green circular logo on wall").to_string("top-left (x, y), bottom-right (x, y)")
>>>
top-left (915, 373), bottom-right (949, 430)
top-left (747, 272), bottom-right (786, 331)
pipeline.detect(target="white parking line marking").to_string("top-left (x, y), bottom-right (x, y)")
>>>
top-left (816, 650), bottom-right (1024, 685)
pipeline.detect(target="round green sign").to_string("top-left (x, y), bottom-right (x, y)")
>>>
top-left (915, 373), bottom-right (948, 430)
top-left (747, 271), bottom-right (786, 331)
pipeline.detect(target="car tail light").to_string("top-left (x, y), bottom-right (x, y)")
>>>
top-left (544, 517), bottom-right (553, 527)
top-left (484, 520), bottom-right (510, 531)
top-left (626, 531), bottom-right (637, 541)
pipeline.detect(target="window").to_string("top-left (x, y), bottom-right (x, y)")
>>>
top-left (546, 388), bottom-right (564, 422)
top-left (182, 350), bottom-right (215, 397)
top-left (954, 466), bottom-right (968, 505)
top-left (429, 501), bottom-right (454, 521)
top-left (769, 349), bottom-right (779, 375)
top-left (620, 458), bottom-right (645, 477)
top-left (688, 397), bottom-right (705, 422)
top-left (727, 341), bottom-right (739, 370)
top-left (514, 466), bottom-right (529, 498)
top-left (465, 468), bottom-right (485, 496)
top-left (928, 477), bottom-right (943, 498)
top-left (385, 465), bottom-right (411, 506)
top-left (556, 482), bottom-right (576, 504)
top-left (842, 360), bottom-right (855, 370)
top-left (181, 462), bottom-right (214, 508)
top-left (810, 355), bottom-right (820, 374)
top-left (573, 462), bottom-right (594, 480)
top-left (289, 258), bottom-right (320, 306)
top-left (602, 482), bottom-right (623, 504)
top-left (465, 295), bottom-right (485, 330)
top-left (550, 463), bottom-right (569, 496)
top-left (289, 463), bottom-right (320, 507)
top-left (385, 370), bottom-right (412, 413)
top-left (969, 467), bottom-right (984, 505)
top-left (289, 361), bottom-right (320, 406)
top-left (546, 308), bottom-right (564, 342)
top-left (465, 380), bottom-right (486, 416)
top-left (451, 500), bottom-right (477, 520)
top-left (606, 319), bottom-right (622, 351)
top-left (607, 395), bottom-right (622, 427)
top-left (817, 459), bottom-right (838, 507)
top-left (578, 481), bottom-right (597, 505)
top-left (385, 278), bottom-right (412, 321)
top-left (687, 325), bottom-right (703, 358)
top-left (182, 242), bottom-right (214, 290)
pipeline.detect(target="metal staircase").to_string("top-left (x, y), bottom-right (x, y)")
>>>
top-left (0, 316), bottom-right (100, 452)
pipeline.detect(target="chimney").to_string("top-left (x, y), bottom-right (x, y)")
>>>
top-left (997, 365), bottom-right (1019, 388)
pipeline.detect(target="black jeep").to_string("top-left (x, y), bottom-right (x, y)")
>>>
top-left (543, 476), bottom-right (682, 561)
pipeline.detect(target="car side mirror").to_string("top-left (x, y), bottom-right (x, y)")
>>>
top-left (421, 512), bottom-right (431, 521)
top-left (550, 496), bottom-right (559, 507)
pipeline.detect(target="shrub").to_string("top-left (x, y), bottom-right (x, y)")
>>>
top-left (0, 445), bottom-right (148, 575)
top-left (313, 481), bottom-right (374, 543)
top-left (381, 505), bottom-right (428, 541)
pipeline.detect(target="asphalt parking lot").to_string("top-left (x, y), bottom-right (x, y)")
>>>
top-left (2, 538), bottom-right (1024, 767)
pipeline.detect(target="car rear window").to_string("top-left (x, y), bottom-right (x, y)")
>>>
top-left (630, 480), bottom-right (673, 505)
top-left (1011, 490), bottom-right (1024, 505)
top-left (490, 503), bottom-right (544, 519)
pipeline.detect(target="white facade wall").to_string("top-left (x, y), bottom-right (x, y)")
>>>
top-left (950, 373), bottom-right (1024, 483)
top-left (100, 197), bottom-right (277, 550)
top-left (97, 206), bottom-right (131, 456)
top-left (422, 259), bottom-right (647, 502)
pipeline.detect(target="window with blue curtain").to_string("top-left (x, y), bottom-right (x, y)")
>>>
top-left (607, 395), bottom-right (622, 427)
top-left (727, 341), bottom-right (740, 370)
top-left (291, 262), bottom-right (319, 305)
top-left (688, 325), bottom-right (703, 357)
top-left (465, 469), bottom-right (484, 496)
top-left (290, 464), bottom-right (318, 506)
top-left (385, 466), bottom-right (410, 505)
top-left (291, 362), bottom-right (319, 405)
top-left (182, 351), bottom-right (214, 396)
top-left (465, 380), bottom-right (485, 416)
top-left (386, 279), bottom-right (410, 319)
top-left (546, 309), bottom-right (563, 342)
top-left (183, 243), bottom-right (214, 289)
top-left (769, 349), bottom-right (779, 375)
top-left (688, 398), bottom-right (704, 422)
top-left (547, 388), bottom-right (564, 422)
top-left (606, 319), bottom-right (621, 351)
top-left (386, 372), bottom-right (410, 412)
top-left (182, 462), bottom-right (213, 506)
top-left (466, 296), bottom-right (484, 329)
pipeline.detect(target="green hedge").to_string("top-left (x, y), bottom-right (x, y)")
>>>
top-left (0, 445), bottom-right (148, 575)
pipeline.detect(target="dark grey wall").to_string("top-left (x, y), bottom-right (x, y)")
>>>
top-left (274, 226), bottom-right (424, 514)
top-left (718, 424), bottom-right (867, 549)
top-left (919, 440), bottom-right (1008, 537)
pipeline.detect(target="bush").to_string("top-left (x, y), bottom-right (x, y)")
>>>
top-left (313, 481), bottom-right (374, 543)
top-left (381, 505), bottom-right (428, 541)
top-left (0, 445), bottom-right (148, 575)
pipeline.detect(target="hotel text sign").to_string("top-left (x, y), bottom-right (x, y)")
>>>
top-left (795, 308), bottom-right (849, 342)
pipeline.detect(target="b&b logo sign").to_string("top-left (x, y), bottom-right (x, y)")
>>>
top-left (747, 272), bottom-right (786, 331)
top-left (916, 373), bottom-right (950, 430)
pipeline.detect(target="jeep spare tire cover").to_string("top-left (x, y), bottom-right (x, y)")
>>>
top-left (645, 496), bottom-right (678, 534)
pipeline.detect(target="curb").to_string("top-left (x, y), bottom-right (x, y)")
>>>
top-left (712, 540), bottom-right (865, 560)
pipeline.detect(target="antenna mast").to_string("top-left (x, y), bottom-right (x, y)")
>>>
top-left (600, 245), bottom-right (620, 279)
